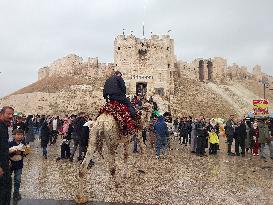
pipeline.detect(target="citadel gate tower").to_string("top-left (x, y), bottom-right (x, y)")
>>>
top-left (114, 34), bottom-right (176, 97)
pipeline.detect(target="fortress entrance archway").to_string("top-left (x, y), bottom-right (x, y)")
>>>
top-left (136, 82), bottom-right (147, 97)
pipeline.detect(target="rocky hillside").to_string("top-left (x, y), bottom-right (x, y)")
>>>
top-left (0, 76), bottom-right (106, 116)
top-left (170, 77), bottom-right (273, 118)
top-left (1, 73), bottom-right (273, 118)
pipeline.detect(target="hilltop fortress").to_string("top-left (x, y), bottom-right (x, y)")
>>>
top-left (3, 33), bottom-right (272, 116)
top-left (38, 34), bottom-right (271, 99)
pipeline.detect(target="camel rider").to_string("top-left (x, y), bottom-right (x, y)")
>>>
top-left (103, 71), bottom-right (136, 119)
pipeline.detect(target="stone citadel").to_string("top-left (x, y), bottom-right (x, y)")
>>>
top-left (2, 33), bottom-right (272, 117)
top-left (38, 33), bottom-right (271, 99)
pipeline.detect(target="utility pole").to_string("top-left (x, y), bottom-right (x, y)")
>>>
top-left (259, 80), bottom-right (269, 99)
top-left (264, 84), bottom-right (266, 99)
top-left (142, 22), bottom-right (145, 38)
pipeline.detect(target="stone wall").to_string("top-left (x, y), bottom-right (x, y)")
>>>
top-left (252, 65), bottom-right (263, 81)
top-left (177, 57), bottom-right (269, 84)
top-left (38, 67), bottom-right (49, 80)
top-left (48, 54), bottom-right (83, 76)
top-left (177, 57), bottom-right (227, 82)
top-left (114, 34), bottom-right (176, 97)
top-left (36, 34), bottom-right (272, 100)
top-left (212, 57), bottom-right (227, 81)
top-left (226, 64), bottom-right (249, 80)
top-left (38, 54), bottom-right (114, 80)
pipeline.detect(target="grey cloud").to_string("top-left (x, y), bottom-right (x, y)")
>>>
top-left (0, 0), bottom-right (273, 96)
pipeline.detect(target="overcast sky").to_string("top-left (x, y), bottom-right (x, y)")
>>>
top-left (0, 0), bottom-right (273, 97)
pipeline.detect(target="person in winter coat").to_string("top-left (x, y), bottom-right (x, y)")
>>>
top-left (207, 119), bottom-right (220, 155)
top-left (191, 120), bottom-right (197, 153)
top-left (0, 106), bottom-right (14, 205)
top-left (9, 129), bottom-right (27, 201)
top-left (103, 71), bottom-right (136, 118)
top-left (195, 116), bottom-right (207, 157)
top-left (12, 117), bottom-right (27, 133)
top-left (49, 116), bottom-right (62, 145)
top-left (178, 118), bottom-right (189, 145)
top-left (173, 118), bottom-right (179, 133)
top-left (245, 121), bottom-right (252, 153)
top-left (25, 115), bottom-right (35, 144)
top-left (234, 119), bottom-right (247, 157)
top-left (250, 122), bottom-right (260, 156)
top-left (154, 116), bottom-right (169, 158)
top-left (225, 115), bottom-right (236, 156)
top-left (70, 113), bottom-right (86, 161)
top-left (258, 119), bottom-right (273, 160)
top-left (187, 117), bottom-right (193, 144)
top-left (40, 118), bottom-right (51, 159)
top-left (56, 118), bottom-right (72, 160)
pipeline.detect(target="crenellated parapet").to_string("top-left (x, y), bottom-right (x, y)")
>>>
top-left (177, 57), bottom-right (269, 83)
top-left (37, 34), bottom-right (272, 94)
top-left (114, 34), bottom-right (176, 97)
top-left (37, 54), bottom-right (113, 80)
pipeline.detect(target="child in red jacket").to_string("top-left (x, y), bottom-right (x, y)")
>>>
top-left (251, 122), bottom-right (260, 156)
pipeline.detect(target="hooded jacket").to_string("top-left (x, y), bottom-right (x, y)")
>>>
top-left (40, 121), bottom-right (50, 147)
top-left (154, 116), bottom-right (169, 139)
top-left (103, 75), bottom-right (126, 100)
top-left (225, 119), bottom-right (235, 136)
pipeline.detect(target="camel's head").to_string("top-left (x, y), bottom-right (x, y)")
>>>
top-left (142, 102), bottom-right (153, 113)
top-left (140, 102), bottom-right (153, 125)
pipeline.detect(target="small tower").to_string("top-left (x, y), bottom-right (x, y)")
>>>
top-left (114, 34), bottom-right (176, 97)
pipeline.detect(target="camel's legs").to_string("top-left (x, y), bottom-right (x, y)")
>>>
top-left (80, 127), bottom-right (98, 173)
top-left (107, 143), bottom-right (117, 177)
top-left (123, 142), bottom-right (129, 163)
top-left (76, 124), bottom-right (99, 203)
top-left (104, 131), bottom-right (120, 187)
top-left (136, 132), bottom-right (146, 154)
top-left (94, 131), bottom-right (104, 159)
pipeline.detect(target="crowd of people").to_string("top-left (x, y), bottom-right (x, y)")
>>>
top-left (1, 70), bottom-right (273, 204)
top-left (11, 113), bottom-right (94, 162)
top-left (171, 114), bottom-right (273, 159)
top-left (0, 107), bottom-right (96, 204)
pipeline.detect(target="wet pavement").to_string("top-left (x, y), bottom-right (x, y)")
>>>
top-left (15, 199), bottom-right (147, 205)
top-left (17, 135), bottom-right (273, 205)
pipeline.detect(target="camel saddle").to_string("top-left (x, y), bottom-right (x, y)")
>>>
top-left (99, 100), bottom-right (141, 136)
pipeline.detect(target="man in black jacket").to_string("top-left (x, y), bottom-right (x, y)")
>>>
top-left (187, 117), bottom-right (193, 144)
top-left (103, 71), bottom-right (136, 118)
top-left (40, 118), bottom-right (50, 159)
top-left (195, 115), bottom-right (207, 157)
top-left (226, 115), bottom-right (236, 156)
top-left (178, 118), bottom-right (189, 145)
top-left (70, 113), bottom-right (87, 161)
top-left (0, 106), bottom-right (14, 205)
top-left (234, 119), bottom-right (247, 157)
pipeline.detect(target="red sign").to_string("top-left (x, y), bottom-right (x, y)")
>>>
top-left (253, 99), bottom-right (269, 116)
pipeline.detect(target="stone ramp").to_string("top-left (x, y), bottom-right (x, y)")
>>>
top-left (15, 199), bottom-right (151, 205)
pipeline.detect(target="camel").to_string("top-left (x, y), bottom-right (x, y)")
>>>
top-left (75, 103), bottom-right (152, 204)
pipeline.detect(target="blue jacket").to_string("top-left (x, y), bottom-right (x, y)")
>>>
top-left (154, 116), bottom-right (169, 139)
